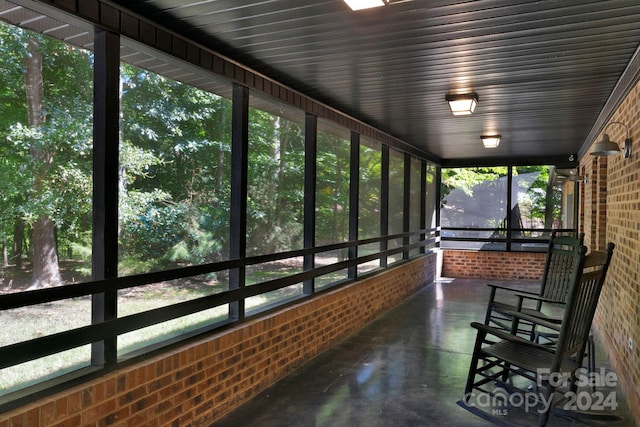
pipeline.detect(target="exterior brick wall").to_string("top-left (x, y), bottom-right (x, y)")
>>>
top-left (583, 79), bottom-right (640, 424)
top-left (441, 250), bottom-right (546, 281)
top-left (0, 254), bottom-right (437, 426)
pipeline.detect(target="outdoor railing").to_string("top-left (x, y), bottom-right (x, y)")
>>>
top-left (440, 227), bottom-right (578, 251)
top-left (0, 228), bottom-right (437, 410)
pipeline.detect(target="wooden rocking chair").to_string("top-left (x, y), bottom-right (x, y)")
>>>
top-left (460, 243), bottom-right (615, 427)
top-left (484, 230), bottom-right (585, 337)
top-left (512, 243), bottom-right (616, 391)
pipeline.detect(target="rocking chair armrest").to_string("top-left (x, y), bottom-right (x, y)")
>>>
top-left (501, 309), bottom-right (561, 332)
top-left (470, 322), bottom-right (555, 353)
top-left (512, 292), bottom-right (566, 306)
top-left (486, 283), bottom-right (538, 296)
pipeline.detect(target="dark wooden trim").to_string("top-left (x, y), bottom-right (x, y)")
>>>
top-left (441, 155), bottom-right (578, 168)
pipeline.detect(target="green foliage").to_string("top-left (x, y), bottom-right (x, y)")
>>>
top-left (0, 21), bottom-right (93, 269)
top-left (117, 65), bottom-right (234, 272)
top-left (358, 143), bottom-right (382, 239)
top-left (163, 206), bottom-right (225, 265)
top-left (316, 130), bottom-right (350, 245)
top-left (117, 257), bottom-right (159, 277)
top-left (515, 166), bottom-right (560, 223)
top-left (120, 202), bottom-right (187, 266)
top-left (441, 167), bottom-right (508, 199)
top-left (388, 150), bottom-right (406, 234)
top-left (246, 107), bottom-right (305, 254)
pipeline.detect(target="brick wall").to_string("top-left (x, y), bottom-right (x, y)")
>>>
top-left (0, 254), bottom-right (437, 426)
top-left (583, 79), bottom-right (640, 424)
top-left (441, 250), bottom-right (546, 281)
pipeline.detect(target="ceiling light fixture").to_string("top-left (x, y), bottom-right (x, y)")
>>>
top-left (445, 92), bottom-right (478, 116)
top-left (590, 121), bottom-right (632, 158)
top-left (481, 134), bottom-right (500, 148)
top-left (344, 0), bottom-right (387, 10)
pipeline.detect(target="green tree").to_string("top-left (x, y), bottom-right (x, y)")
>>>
top-left (0, 23), bottom-right (93, 287)
top-left (515, 166), bottom-right (560, 230)
top-left (358, 143), bottom-right (381, 239)
top-left (118, 65), bottom-right (232, 273)
top-left (247, 108), bottom-right (304, 255)
top-left (316, 131), bottom-right (350, 246)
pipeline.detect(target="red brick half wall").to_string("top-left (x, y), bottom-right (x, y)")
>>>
top-left (442, 250), bottom-right (546, 281)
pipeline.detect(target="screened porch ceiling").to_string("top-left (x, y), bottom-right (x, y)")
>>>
top-left (5, 0), bottom-right (640, 166)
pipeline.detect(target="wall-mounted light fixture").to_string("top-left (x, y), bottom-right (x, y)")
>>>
top-left (481, 134), bottom-right (500, 148)
top-left (445, 92), bottom-right (478, 116)
top-left (590, 121), bottom-right (632, 158)
top-left (567, 168), bottom-right (584, 182)
top-left (344, 0), bottom-right (387, 10)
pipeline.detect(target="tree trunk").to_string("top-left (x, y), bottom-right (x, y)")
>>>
top-left (2, 235), bottom-right (7, 267)
top-left (332, 140), bottom-right (342, 245)
top-left (215, 106), bottom-right (228, 191)
top-left (274, 118), bottom-right (289, 232)
top-left (25, 37), bottom-right (62, 287)
top-left (31, 216), bottom-right (62, 287)
top-left (13, 218), bottom-right (24, 269)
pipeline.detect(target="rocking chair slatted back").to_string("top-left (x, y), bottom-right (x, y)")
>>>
top-left (483, 231), bottom-right (584, 333)
top-left (556, 243), bottom-right (615, 359)
top-left (539, 232), bottom-right (585, 304)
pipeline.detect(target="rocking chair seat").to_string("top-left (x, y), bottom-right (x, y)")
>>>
top-left (479, 334), bottom-right (580, 377)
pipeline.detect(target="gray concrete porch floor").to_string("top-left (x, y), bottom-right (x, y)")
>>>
top-left (212, 278), bottom-right (635, 427)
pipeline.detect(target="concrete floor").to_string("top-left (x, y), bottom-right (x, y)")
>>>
top-left (212, 278), bottom-right (635, 427)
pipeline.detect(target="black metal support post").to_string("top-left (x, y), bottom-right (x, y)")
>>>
top-left (348, 131), bottom-right (360, 279)
top-left (229, 84), bottom-right (249, 320)
top-left (420, 160), bottom-right (427, 254)
top-left (380, 145), bottom-right (390, 267)
top-left (506, 166), bottom-right (513, 251)
top-left (91, 29), bottom-right (120, 369)
top-left (435, 165), bottom-right (441, 248)
top-left (303, 113), bottom-right (317, 294)
top-left (403, 153), bottom-right (411, 259)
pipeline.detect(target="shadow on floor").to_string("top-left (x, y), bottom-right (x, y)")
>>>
top-left (212, 278), bottom-right (635, 427)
